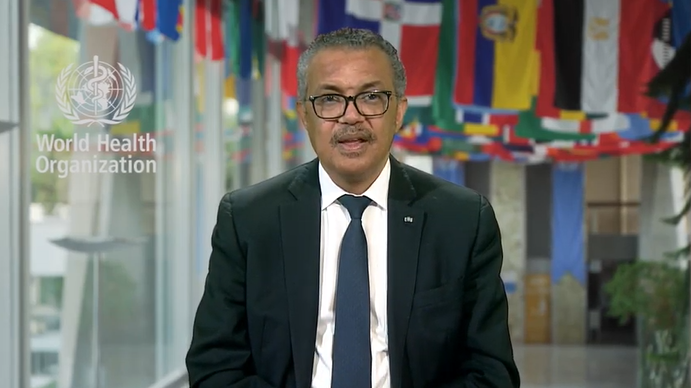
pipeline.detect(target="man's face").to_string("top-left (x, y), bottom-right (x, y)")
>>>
top-left (297, 47), bottom-right (407, 182)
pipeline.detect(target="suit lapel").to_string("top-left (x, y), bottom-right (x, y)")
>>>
top-left (386, 157), bottom-right (425, 388)
top-left (280, 159), bottom-right (321, 388)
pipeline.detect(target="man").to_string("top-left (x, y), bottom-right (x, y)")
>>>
top-left (186, 27), bottom-right (520, 388)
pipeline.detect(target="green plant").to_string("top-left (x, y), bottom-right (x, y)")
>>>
top-left (604, 260), bottom-right (689, 388)
top-left (605, 261), bottom-right (688, 330)
top-left (614, 27), bottom-right (691, 388)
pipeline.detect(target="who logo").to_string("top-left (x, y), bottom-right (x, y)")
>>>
top-left (55, 55), bottom-right (137, 127)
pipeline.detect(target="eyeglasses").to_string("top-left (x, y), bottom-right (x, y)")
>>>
top-left (307, 90), bottom-right (393, 119)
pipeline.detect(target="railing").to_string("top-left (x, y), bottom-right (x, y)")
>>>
top-left (147, 368), bottom-right (188, 388)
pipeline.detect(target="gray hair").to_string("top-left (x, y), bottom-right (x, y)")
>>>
top-left (296, 27), bottom-right (407, 101)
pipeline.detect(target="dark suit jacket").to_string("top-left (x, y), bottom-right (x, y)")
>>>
top-left (186, 156), bottom-right (520, 388)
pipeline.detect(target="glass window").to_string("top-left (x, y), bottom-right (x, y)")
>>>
top-left (27, 2), bottom-right (203, 386)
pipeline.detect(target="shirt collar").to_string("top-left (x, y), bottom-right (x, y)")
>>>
top-left (318, 158), bottom-right (391, 211)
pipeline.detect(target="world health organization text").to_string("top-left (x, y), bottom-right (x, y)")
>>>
top-left (35, 132), bottom-right (157, 178)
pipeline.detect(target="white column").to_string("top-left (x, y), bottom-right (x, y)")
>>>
top-left (265, 0), bottom-right (285, 177)
top-left (490, 162), bottom-right (527, 344)
top-left (0, 1), bottom-right (30, 388)
top-left (169, 0), bottom-right (197, 364)
top-left (639, 159), bottom-right (688, 262)
top-left (200, 57), bottom-right (226, 281)
top-left (154, 37), bottom-right (167, 380)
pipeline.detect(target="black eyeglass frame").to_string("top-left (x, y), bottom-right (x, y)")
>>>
top-left (307, 90), bottom-right (394, 119)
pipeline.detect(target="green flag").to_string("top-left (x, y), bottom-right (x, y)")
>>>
top-left (430, 0), bottom-right (463, 131)
top-left (404, 0), bottom-right (461, 131)
top-left (515, 98), bottom-right (596, 141)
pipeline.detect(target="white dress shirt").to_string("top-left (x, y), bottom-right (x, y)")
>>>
top-left (310, 159), bottom-right (391, 388)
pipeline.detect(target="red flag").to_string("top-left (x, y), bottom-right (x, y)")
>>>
top-left (138, 0), bottom-right (156, 30)
top-left (195, 0), bottom-right (224, 60)
top-left (84, 0), bottom-right (138, 29)
top-left (452, 0), bottom-right (477, 106)
top-left (535, 0), bottom-right (559, 117)
top-left (90, 0), bottom-right (119, 17)
top-left (618, 0), bottom-right (670, 113)
top-left (279, 0), bottom-right (301, 96)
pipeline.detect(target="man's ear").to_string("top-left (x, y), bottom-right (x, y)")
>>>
top-left (395, 96), bottom-right (408, 130)
top-left (296, 100), bottom-right (308, 129)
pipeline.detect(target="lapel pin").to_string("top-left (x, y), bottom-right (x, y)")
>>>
top-left (404, 216), bottom-right (414, 223)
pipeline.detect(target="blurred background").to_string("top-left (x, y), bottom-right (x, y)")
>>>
top-left (0, 0), bottom-right (690, 388)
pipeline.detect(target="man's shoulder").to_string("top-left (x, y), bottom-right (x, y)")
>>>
top-left (222, 161), bottom-right (314, 210)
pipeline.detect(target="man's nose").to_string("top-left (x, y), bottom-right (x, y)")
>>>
top-left (339, 100), bottom-right (364, 124)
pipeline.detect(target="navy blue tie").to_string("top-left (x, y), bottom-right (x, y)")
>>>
top-left (331, 194), bottom-right (372, 388)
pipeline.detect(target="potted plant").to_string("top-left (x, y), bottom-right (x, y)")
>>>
top-left (604, 259), bottom-right (689, 387)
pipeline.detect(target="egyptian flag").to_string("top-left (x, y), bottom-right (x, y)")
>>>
top-left (553, 0), bottom-right (670, 114)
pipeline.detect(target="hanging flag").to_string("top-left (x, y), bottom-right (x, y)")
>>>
top-left (278, 0), bottom-right (301, 97)
top-left (451, 0), bottom-right (476, 109)
top-left (643, 4), bottom-right (691, 119)
top-left (316, 0), bottom-right (443, 107)
top-left (551, 163), bottom-right (586, 285)
top-left (265, 0), bottom-right (300, 95)
top-left (541, 113), bottom-right (632, 134)
top-left (89, 0), bottom-right (118, 18)
top-left (428, 124), bottom-right (500, 144)
top-left (454, 109), bottom-right (520, 136)
top-left (137, 0), bottom-right (157, 30)
top-left (453, 0), bottom-right (538, 111)
top-left (515, 99), bottom-right (596, 142)
top-left (253, 0), bottom-right (266, 78)
top-left (230, 0), bottom-right (257, 79)
top-left (431, 0), bottom-right (462, 130)
top-left (224, 0), bottom-right (239, 77)
top-left (622, 114), bottom-right (688, 141)
top-left (116, 0), bottom-right (138, 28)
top-left (158, 0), bottom-right (184, 41)
top-left (78, 1), bottom-right (117, 25)
top-left (195, 0), bottom-right (224, 60)
top-left (574, 131), bottom-right (683, 154)
top-left (553, 0), bottom-right (672, 114)
top-left (535, 0), bottom-right (585, 120)
top-left (394, 121), bottom-right (444, 153)
top-left (87, 0), bottom-right (138, 28)
top-left (618, 0), bottom-right (671, 113)
top-left (428, 0), bottom-right (517, 133)
top-left (553, 0), bottom-right (622, 113)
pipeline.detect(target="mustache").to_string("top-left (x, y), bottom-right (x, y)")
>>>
top-left (330, 126), bottom-right (375, 145)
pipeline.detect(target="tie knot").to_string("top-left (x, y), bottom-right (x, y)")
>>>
top-left (338, 195), bottom-right (372, 219)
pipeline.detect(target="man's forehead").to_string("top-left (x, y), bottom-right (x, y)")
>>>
top-left (307, 47), bottom-right (393, 89)
top-left (313, 80), bottom-right (387, 94)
